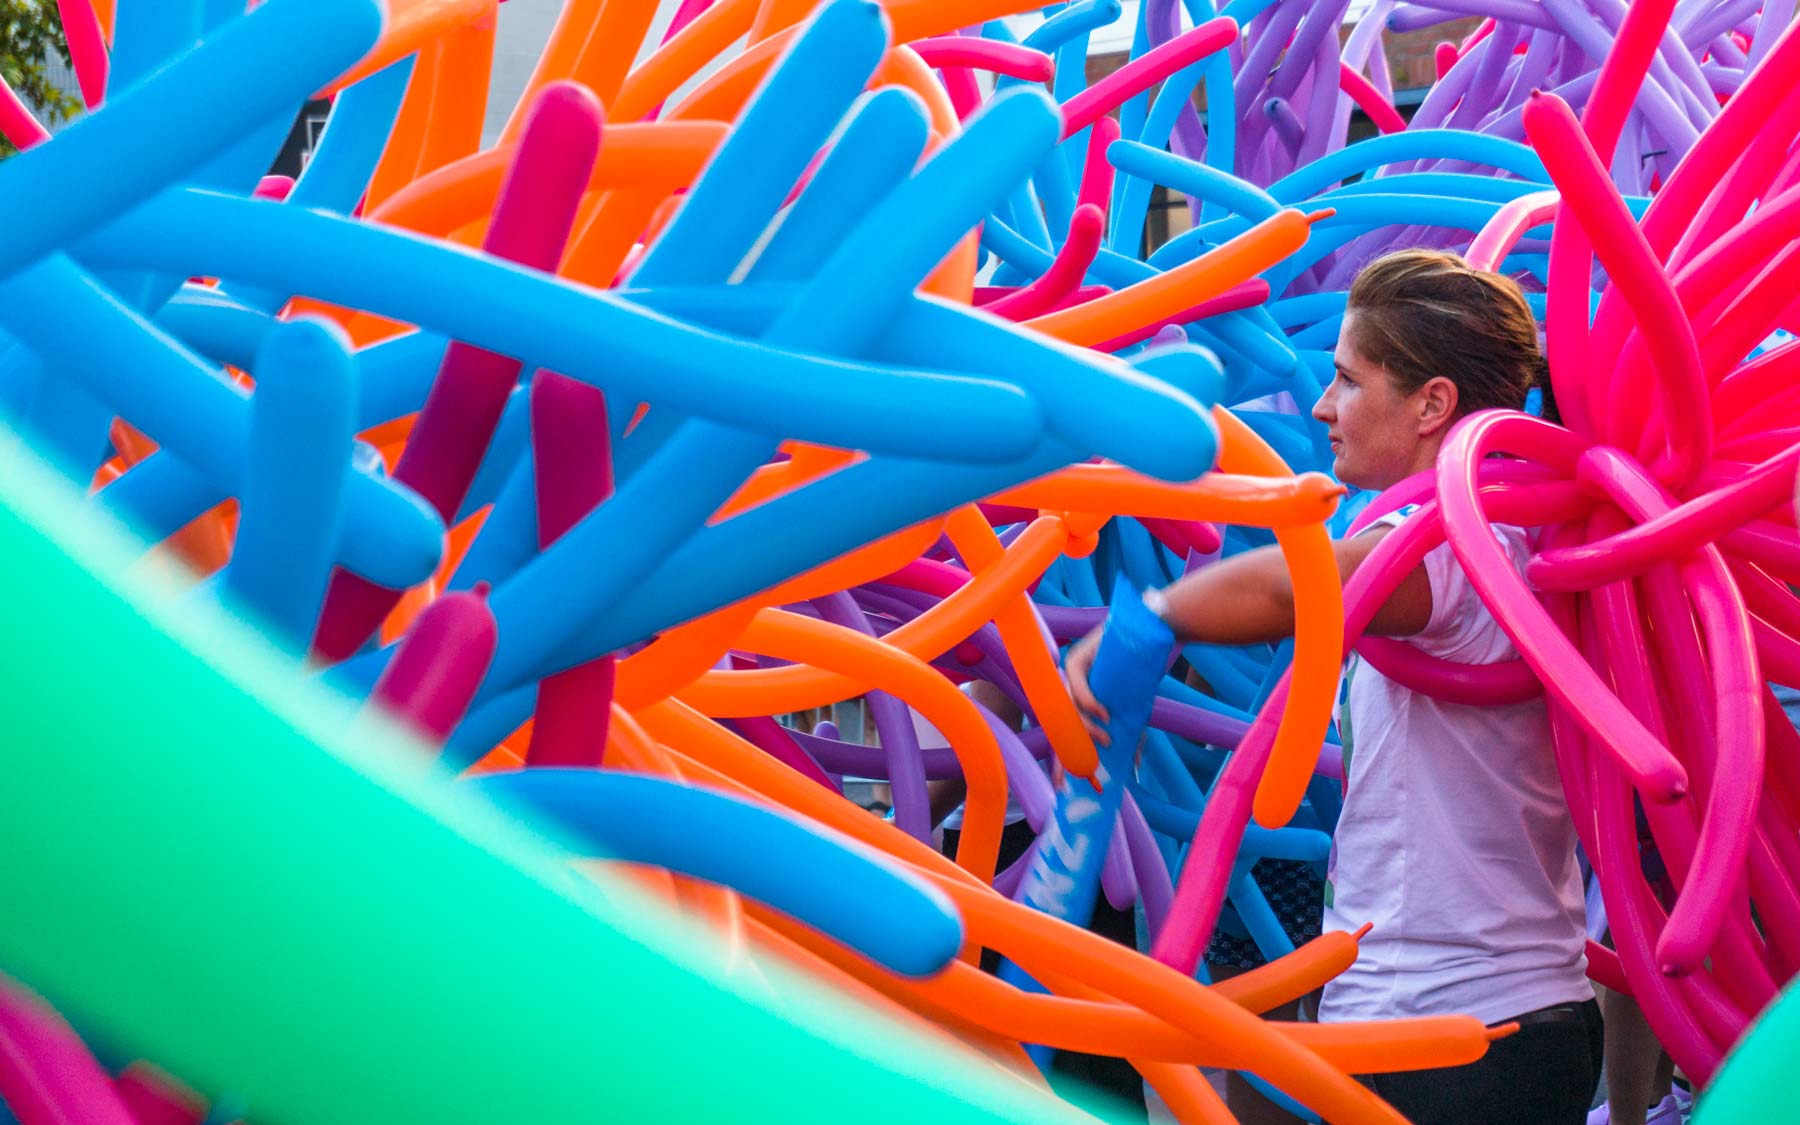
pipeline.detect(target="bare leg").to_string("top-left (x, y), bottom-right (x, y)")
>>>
top-left (1601, 984), bottom-right (1673, 1125)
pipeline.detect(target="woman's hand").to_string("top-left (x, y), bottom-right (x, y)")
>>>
top-left (1063, 626), bottom-right (1113, 747)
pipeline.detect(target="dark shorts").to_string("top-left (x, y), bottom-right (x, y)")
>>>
top-left (1366, 998), bottom-right (1603, 1124)
top-left (1205, 858), bottom-right (1326, 970)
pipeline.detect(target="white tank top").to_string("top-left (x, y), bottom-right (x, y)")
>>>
top-left (1319, 508), bottom-right (1591, 1026)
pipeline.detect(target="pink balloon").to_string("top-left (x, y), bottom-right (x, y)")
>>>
top-left (370, 586), bottom-right (499, 744)
top-left (526, 371), bottom-right (618, 769)
top-left (1337, 61), bottom-right (1407, 135)
top-left (910, 36), bottom-right (1054, 82)
top-left (1355, 634), bottom-right (1541, 705)
top-left (1524, 91), bottom-right (1712, 491)
top-left (1529, 441), bottom-right (1800, 591)
top-left (1437, 411), bottom-right (1689, 801)
top-left (1465, 188), bottom-right (1559, 272)
top-left (0, 975), bottom-right (140, 1125)
top-left (1579, 451), bottom-right (1763, 977)
top-left (56, 0), bottom-right (108, 109)
top-left (313, 81), bottom-right (604, 661)
top-left (1060, 17), bottom-right (1238, 139)
top-left (984, 205), bottom-right (1105, 320)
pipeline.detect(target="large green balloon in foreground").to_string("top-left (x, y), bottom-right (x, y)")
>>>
top-left (1693, 975), bottom-right (1800, 1124)
top-left (0, 428), bottom-right (1100, 1125)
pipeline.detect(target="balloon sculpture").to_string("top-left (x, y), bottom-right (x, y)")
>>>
top-left (2, 0), bottom-right (1800, 1120)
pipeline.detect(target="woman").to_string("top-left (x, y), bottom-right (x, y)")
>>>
top-left (1066, 249), bottom-right (1600, 1124)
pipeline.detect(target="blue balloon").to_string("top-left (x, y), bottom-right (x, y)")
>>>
top-left (2, 255), bottom-right (444, 590)
top-left (222, 319), bottom-right (357, 654)
top-left (465, 770), bottom-right (964, 978)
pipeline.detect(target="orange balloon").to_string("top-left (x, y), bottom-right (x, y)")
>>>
top-left (871, 44), bottom-right (958, 145)
top-left (1212, 409), bottom-right (1346, 830)
top-left (1026, 211), bottom-right (1320, 346)
top-left (611, 0), bottom-right (764, 122)
top-left (943, 507), bottom-right (1100, 780)
top-left (770, 446), bottom-right (860, 488)
top-left (615, 601), bottom-right (762, 709)
top-left (99, 420), bottom-right (235, 574)
top-left (496, 0), bottom-right (607, 143)
top-left (463, 742), bottom-right (524, 775)
top-left (633, 698), bottom-right (989, 892)
top-left (413, 13), bottom-right (497, 179)
top-left (936, 885), bottom-right (1408, 1124)
top-left (618, 0), bottom-right (1053, 125)
top-left (664, 32), bottom-right (793, 124)
top-left (1208, 926), bottom-right (1365, 1015)
top-left (155, 500), bottom-right (236, 577)
top-left (757, 878), bottom-right (1495, 1074)
top-left (676, 514), bottom-right (1068, 717)
top-left (704, 518), bottom-right (948, 610)
top-left (724, 608), bottom-right (1011, 888)
top-left (883, 0), bottom-right (1060, 44)
top-left (373, 123), bottom-right (728, 239)
top-left (320, 0), bottom-right (495, 97)
top-left (294, 299), bottom-right (415, 349)
top-left (624, 701), bottom-right (1480, 1115)
top-left (991, 464), bottom-right (1344, 527)
top-left (363, 43), bottom-right (443, 212)
top-left (867, 46), bottom-right (974, 302)
top-left (562, 187), bottom-right (674, 288)
top-left (748, 0), bottom-right (820, 44)
top-left (568, 0), bottom-right (666, 109)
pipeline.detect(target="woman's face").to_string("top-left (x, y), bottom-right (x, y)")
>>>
top-left (1312, 313), bottom-right (1444, 491)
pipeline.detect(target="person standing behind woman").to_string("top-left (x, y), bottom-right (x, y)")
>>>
top-left (1066, 250), bottom-right (1600, 1125)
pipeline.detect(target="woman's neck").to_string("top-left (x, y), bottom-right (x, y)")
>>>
top-left (1362, 436), bottom-right (1447, 494)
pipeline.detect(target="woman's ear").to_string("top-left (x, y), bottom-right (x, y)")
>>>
top-left (1416, 375), bottom-right (1459, 437)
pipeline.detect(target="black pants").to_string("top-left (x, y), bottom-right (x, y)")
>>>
top-left (1366, 999), bottom-right (1603, 1125)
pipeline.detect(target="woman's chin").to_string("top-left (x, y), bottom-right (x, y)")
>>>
top-left (1334, 462), bottom-right (1384, 492)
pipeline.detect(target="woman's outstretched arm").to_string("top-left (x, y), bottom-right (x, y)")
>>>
top-left (1065, 525), bottom-right (1433, 739)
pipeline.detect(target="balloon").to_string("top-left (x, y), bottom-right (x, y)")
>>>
top-left (20, 0), bottom-right (1800, 1115)
top-left (0, 433), bottom-right (1093, 1125)
top-left (465, 769), bottom-right (966, 978)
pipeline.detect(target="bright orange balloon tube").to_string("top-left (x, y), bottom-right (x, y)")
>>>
top-left (990, 465), bottom-right (1344, 527)
top-left (724, 608), bottom-right (1010, 887)
top-left (496, 0), bottom-right (607, 142)
top-left (1213, 409), bottom-right (1346, 829)
top-left (633, 699), bottom-right (991, 894)
top-left (1208, 927), bottom-right (1365, 1014)
top-left (615, 602), bottom-right (763, 711)
top-left (678, 515), bottom-right (1069, 717)
top-left (362, 41), bottom-right (442, 210)
top-left (942, 507), bottom-right (1101, 780)
top-left (922, 886), bottom-right (1409, 1123)
top-left (321, 0), bottom-right (495, 96)
top-left (371, 122), bottom-right (728, 238)
top-left (612, 0), bottom-right (764, 122)
top-left (568, 0), bottom-right (665, 110)
top-left (1025, 211), bottom-right (1318, 346)
top-left (413, 16), bottom-right (496, 178)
